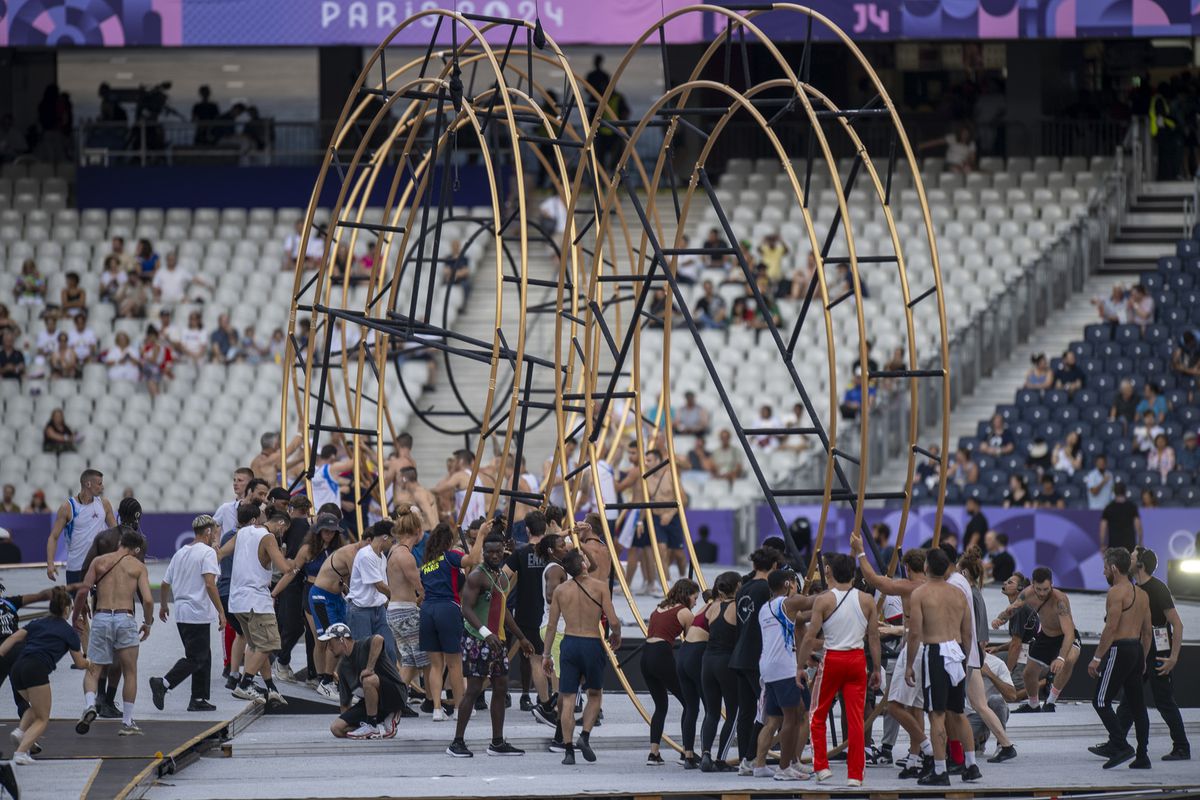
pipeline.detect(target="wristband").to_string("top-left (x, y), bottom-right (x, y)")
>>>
top-left (856, 552), bottom-right (867, 560)
top-left (1053, 656), bottom-right (1065, 663)
top-left (479, 626), bottom-right (492, 639)
top-left (1090, 656), bottom-right (1100, 663)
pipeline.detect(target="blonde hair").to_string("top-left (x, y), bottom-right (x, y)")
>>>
top-left (392, 507), bottom-right (423, 540)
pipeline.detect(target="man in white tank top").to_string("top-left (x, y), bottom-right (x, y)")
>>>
top-left (46, 469), bottom-right (116, 582)
top-left (795, 553), bottom-right (881, 788)
top-left (753, 570), bottom-right (813, 781)
top-left (311, 444), bottom-right (352, 513)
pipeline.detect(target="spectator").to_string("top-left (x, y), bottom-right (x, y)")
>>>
top-left (757, 231), bottom-right (789, 287)
top-left (12, 259), bottom-right (46, 307)
top-left (0, 485), bottom-right (19, 513)
top-left (646, 288), bottom-right (674, 328)
top-left (1084, 454), bottom-right (1114, 510)
top-left (1133, 410), bottom-right (1164, 454)
top-left (872, 523), bottom-right (894, 567)
top-left (68, 312), bottom-right (98, 364)
top-left (1099, 482), bottom-right (1142, 552)
top-left (34, 311), bottom-right (60, 358)
top-left (24, 489), bottom-right (49, 514)
top-left (747, 277), bottom-right (782, 332)
top-left (673, 391), bottom-right (709, 436)
top-left (107, 236), bottom-right (136, 273)
top-left (1126, 283), bottom-right (1154, 327)
top-left (963, 497), bottom-right (988, 551)
top-left (693, 526), bottom-right (717, 564)
top-left (1147, 433), bottom-right (1176, 483)
top-left (191, 85), bottom-right (220, 145)
top-left (968, 654), bottom-right (1016, 754)
top-left (1110, 379), bottom-right (1139, 426)
top-left (1053, 350), bottom-right (1084, 394)
top-left (48, 332), bottom-right (79, 380)
top-left (683, 436), bottom-right (713, 474)
top-left (1170, 330), bottom-right (1200, 379)
top-left (1002, 474), bottom-right (1031, 508)
top-left (60, 271), bottom-right (87, 317)
top-left (709, 429), bottom-right (744, 481)
top-left (42, 408), bottom-right (77, 454)
top-left (135, 238), bottom-right (160, 278)
top-left (786, 250), bottom-right (816, 300)
top-left (839, 373), bottom-right (874, 422)
top-left (702, 228), bottom-right (728, 270)
top-left (536, 192), bottom-right (567, 237)
top-left (751, 405), bottom-right (783, 451)
top-left (780, 402), bottom-right (810, 453)
top-left (175, 311), bottom-right (209, 364)
top-left (1178, 429), bottom-right (1199, 471)
top-left (152, 251), bottom-right (207, 305)
top-left (984, 531), bottom-right (1015, 584)
top-left (916, 444), bottom-right (941, 489)
top-left (242, 325), bottom-right (269, 365)
top-left (0, 330), bottom-right (24, 382)
top-left (140, 325), bottom-right (173, 398)
top-left (283, 220), bottom-right (324, 270)
top-left (1136, 382), bottom-right (1168, 424)
top-left (440, 240), bottom-right (470, 291)
top-left (209, 313), bottom-right (239, 363)
top-left (949, 447), bottom-right (980, 488)
top-left (105, 330), bottom-right (141, 382)
top-left (116, 272), bottom-right (149, 319)
top-left (694, 280), bottom-right (727, 329)
top-left (1140, 488), bottom-right (1158, 509)
top-left (0, 303), bottom-right (20, 338)
top-left (1025, 436), bottom-right (1051, 473)
top-left (267, 328), bottom-right (286, 364)
top-left (978, 413), bottom-right (1014, 457)
top-left (674, 235), bottom-right (702, 285)
top-left (925, 123), bottom-right (977, 173)
top-left (1023, 353), bottom-right (1053, 390)
top-left (1035, 475), bottom-right (1064, 509)
top-left (834, 262), bottom-right (869, 299)
top-left (1092, 284), bottom-right (1127, 325)
top-left (1051, 430), bottom-right (1083, 476)
top-left (99, 255), bottom-right (128, 303)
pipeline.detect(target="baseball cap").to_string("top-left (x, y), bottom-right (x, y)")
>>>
top-left (311, 512), bottom-right (341, 532)
top-left (317, 622), bottom-right (352, 642)
top-left (191, 514), bottom-right (218, 531)
top-left (268, 487), bottom-right (291, 501)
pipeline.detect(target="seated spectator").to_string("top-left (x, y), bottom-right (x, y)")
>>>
top-left (683, 436), bottom-right (713, 474)
top-left (48, 332), bottom-right (79, 380)
top-left (968, 653), bottom-right (1016, 754)
top-left (780, 402), bottom-right (810, 453)
top-left (786, 250), bottom-right (816, 300)
top-left (135, 238), bottom-right (160, 278)
top-left (709, 429), bottom-right (744, 482)
top-left (152, 251), bottom-right (208, 305)
top-left (1132, 410), bottom-right (1164, 453)
top-left (1002, 474), bottom-right (1032, 508)
top-left (440, 240), bottom-right (470, 290)
top-left (948, 447), bottom-right (980, 488)
top-left (834, 262), bottom-right (869, 299)
top-left (694, 280), bottom-right (727, 329)
top-left (757, 231), bottom-right (789, 287)
top-left (1084, 454), bottom-right (1114, 509)
top-left (647, 287), bottom-right (675, 328)
top-left (673, 391), bottom-right (709, 436)
top-left (140, 325), bottom-right (173, 398)
top-left (978, 414), bottom-right (1014, 457)
top-left (1140, 488), bottom-right (1158, 509)
top-left (751, 405), bottom-right (783, 452)
top-left (1053, 350), bottom-right (1084, 394)
top-left (702, 228), bottom-right (728, 270)
top-left (283, 219), bottom-right (325, 270)
top-left (242, 325), bottom-right (269, 365)
top-left (1178, 429), bottom-right (1199, 471)
top-left (1135, 382), bottom-right (1167, 424)
top-left (12, 259), bottom-right (46, 307)
top-left (674, 235), bottom-right (702, 285)
top-left (176, 310), bottom-right (209, 364)
top-left (34, 311), bottom-right (60, 358)
top-left (0, 303), bottom-right (20, 338)
top-left (107, 235), bottom-right (136, 272)
top-left (1092, 284), bottom-right (1126, 325)
top-left (1146, 433), bottom-right (1175, 483)
top-left (1109, 379), bottom-right (1139, 426)
top-left (881, 346), bottom-right (906, 389)
top-left (1035, 475), bottom-right (1064, 508)
top-left (1051, 430), bottom-right (1083, 476)
top-left (732, 241), bottom-right (756, 283)
top-left (1025, 437), bottom-right (1051, 473)
top-left (0, 485), bottom-right (19, 513)
top-left (1126, 283), bottom-right (1154, 327)
top-left (839, 373), bottom-right (874, 421)
top-left (116, 272), bottom-right (149, 319)
top-left (1170, 330), bottom-right (1200, 379)
top-left (99, 255), bottom-right (128, 303)
top-left (1023, 353), bottom-right (1053, 390)
top-left (916, 444), bottom-right (941, 489)
top-left (919, 123), bottom-right (977, 174)
top-left (24, 489), bottom-right (49, 514)
top-left (984, 531), bottom-right (1015, 584)
top-left (0, 330), bottom-right (24, 382)
top-left (267, 328), bottom-right (286, 363)
top-left (747, 277), bottom-right (782, 332)
top-left (43, 408), bottom-right (77, 454)
top-left (68, 312), bottom-right (98, 363)
top-left (209, 313), bottom-right (240, 363)
top-left (852, 341), bottom-right (879, 383)
top-left (60, 271), bottom-right (87, 316)
top-left (105, 331), bottom-right (141, 382)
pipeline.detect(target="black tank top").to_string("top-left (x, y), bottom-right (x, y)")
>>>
top-left (706, 601), bottom-right (737, 654)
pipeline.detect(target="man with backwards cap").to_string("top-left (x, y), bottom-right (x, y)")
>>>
top-left (323, 622), bottom-right (407, 740)
top-left (150, 515), bottom-right (225, 711)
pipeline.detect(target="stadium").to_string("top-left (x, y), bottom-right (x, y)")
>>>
top-left (0, 1), bottom-right (1198, 799)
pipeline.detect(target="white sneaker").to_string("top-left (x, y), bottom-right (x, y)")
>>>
top-left (273, 664), bottom-right (294, 682)
top-left (814, 768), bottom-right (833, 782)
top-left (737, 759), bottom-right (754, 776)
top-left (346, 722), bottom-right (380, 740)
top-left (11, 753), bottom-right (33, 766)
top-left (266, 689), bottom-right (288, 707)
top-left (801, 744), bottom-right (813, 762)
top-left (316, 681), bottom-right (338, 700)
top-left (752, 765), bottom-right (778, 778)
top-left (847, 778), bottom-right (862, 787)
top-left (773, 765), bottom-right (811, 781)
top-left (8, 730), bottom-right (21, 748)
top-left (431, 707), bottom-right (449, 722)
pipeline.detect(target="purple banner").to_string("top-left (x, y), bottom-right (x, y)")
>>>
top-left (2, 1), bottom-right (1197, 47)
top-left (755, 505), bottom-right (1200, 593)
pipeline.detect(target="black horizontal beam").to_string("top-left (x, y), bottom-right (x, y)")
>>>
top-left (742, 426), bottom-right (818, 436)
top-left (822, 255), bottom-right (898, 265)
top-left (908, 285), bottom-right (938, 308)
top-left (605, 502), bottom-right (679, 511)
top-left (869, 369), bottom-right (943, 379)
top-left (336, 220), bottom-right (406, 235)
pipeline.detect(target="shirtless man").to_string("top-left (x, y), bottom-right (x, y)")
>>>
top-left (851, 532), bottom-right (934, 777)
top-left (543, 550), bottom-right (621, 765)
top-left (385, 508), bottom-right (428, 694)
top-left (1087, 547), bottom-right (1152, 770)
top-left (644, 449), bottom-right (688, 581)
top-left (434, 449), bottom-right (492, 527)
top-left (383, 433), bottom-right (417, 489)
top-left (72, 529), bottom-right (153, 736)
top-left (47, 469), bottom-right (117, 582)
top-left (614, 446), bottom-right (656, 593)
top-left (543, 438), bottom-right (578, 510)
top-left (250, 431), bottom-right (304, 485)
top-left (305, 522), bottom-right (372, 698)
top-left (392, 467), bottom-right (439, 532)
top-left (992, 565), bottom-right (1080, 712)
top-left (906, 546), bottom-right (978, 786)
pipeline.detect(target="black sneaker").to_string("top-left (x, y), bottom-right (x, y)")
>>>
top-left (532, 704), bottom-right (557, 728)
top-left (948, 762), bottom-right (965, 775)
top-left (897, 763), bottom-right (923, 780)
top-left (1012, 703), bottom-right (1041, 713)
top-left (187, 699), bottom-right (217, 712)
top-left (577, 736), bottom-right (596, 763)
top-left (548, 739), bottom-right (566, 753)
top-left (97, 698), bottom-right (122, 719)
top-left (225, 675), bottom-right (239, 692)
top-left (474, 695), bottom-right (488, 712)
top-left (1129, 754), bottom-right (1152, 770)
top-left (76, 706), bottom-right (97, 735)
top-left (446, 739), bottom-right (473, 758)
top-left (562, 747), bottom-right (576, 766)
top-left (222, 665), bottom-right (231, 679)
top-left (399, 704), bottom-right (419, 718)
top-left (520, 695), bottom-right (534, 712)
top-left (918, 770), bottom-right (950, 786)
top-left (1089, 742), bottom-right (1118, 758)
top-left (1042, 702), bottom-right (1056, 712)
top-left (487, 741), bottom-right (524, 757)
top-left (1103, 745), bottom-right (1136, 769)
top-left (420, 699), bottom-right (434, 714)
top-left (646, 752), bottom-right (664, 766)
top-left (1163, 747), bottom-right (1191, 761)
top-left (962, 764), bottom-right (982, 782)
top-left (988, 745), bottom-right (1017, 763)
top-left (150, 677), bottom-right (168, 711)
top-left (407, 686), bottom-right (427, 701)
top-left (682, 754), bottom-right (700, 770)
top-left (699, 754), bottom-right (715, 773)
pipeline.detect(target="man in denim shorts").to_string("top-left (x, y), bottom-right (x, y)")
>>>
top-left (385, 510), bottom-right (429, 691)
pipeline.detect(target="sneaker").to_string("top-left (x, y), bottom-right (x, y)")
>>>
top-left (532, 704), bottom-right (557, 728)
top-left (814, 768), bottom-right (833, 782)
top-left (274, 664), bottom-right (294, 682)
top-left (962, 764), bottom-right (982, 782)
top-left (224, 675), bottom-right (239, 692)
top-left (1042, 702), bottom-right (1056, 712)
top-left (773, 765), bottom-right (811, 781)
top-left (519, 695), bottom-right (534, 712)
top-left (1012, 703), bottom-right (1040, 713)
top-left (76, 706), bottom-right (97, 735)
top-left (431, 707), bottom-right (449, 722)
top-left (316, 682), bottom-right (338, 700)
top-left (187, 700), bottom-right (217, 712)
top-left (504, 694), bottom-right (512, 709)
top-left (232, 685), bottom-right (265, 703)
top-left (222, 665), bottom-right (231, 679)
top-left (420, 699), bottom-right (435, 714)
top-left (487, 741), bottom-right (524, 756)
top-left (646, 752), bottom-right (665, 766)
top-left (561, 748), bottom-right (576, 766)
top-left (918, 770), bottom-right (950, 786)
top-left (752, 765), bottom-right (777, 778)
top-left (11, 752), bottom-right (34, 766)
top-left (948, 762), bottom-right (965, 776)
top-left (547, 739), bottom-right (566, 753)
top-left (699, 754), bottom-right (715, 773)
top-left (847, 778), bottom-right (863, 787)
top-left (1103, 745), bottom-right (1136, 769)
top-left (737, 759), bottom-right (754, 776)
top-left (1089, 742), bottom-right (1118, 758)
top-left (1129, 754), bottom-right (1152, 770)
top-left (7, 729), bottom-right (21, 749)
top-left (988, 745), bottom-right (1017, 763)
top-left (376, 712), bottom-right (400, 739)
top-left (150, 677), bottom-right (168, 711)
top-left (870, 747), bottom-right (892, 766)
top-left (119, 723), bottom-right (144, 736)
top-left (577, 736), bottom-right (596, 762)
top-left (446, 739), bottom-right (473, 758)
top-left (682, 754), bottom-right (700, 770)
top-left (266, 689), bottom-right (288, 708)
top-left (97, 698), bottom-right (122, 719)
top-left (346, 722), bottom-right (381, 740)
top-left (1163, 747), bottom-right (1191, 761)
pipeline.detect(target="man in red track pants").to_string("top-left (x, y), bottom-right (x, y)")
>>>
top-left (795, 553), bottom-right (882, 787)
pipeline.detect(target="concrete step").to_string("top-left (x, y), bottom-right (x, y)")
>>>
top-left (1107, 241), bottom-right (1175, 260)
top-left (1139, 180), bottom-right (1195, 196)
top-left (1123, 211), bottom-right (1188, 228)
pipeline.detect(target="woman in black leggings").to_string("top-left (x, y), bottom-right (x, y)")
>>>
top-left (676, 589), bottom-right (711, 768)
top-left (640, 578), bottom-right (699, 765)
top-left (699, 571), bottom-right (742, 772)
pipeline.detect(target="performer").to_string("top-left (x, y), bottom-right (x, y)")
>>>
top-left (698, 572), bottom-right (741, 772)
top-left (46, 469), bottom-right (116, 582)
top-left (385, 509), bottom-right (428, 697)
top-left (754, 570), bottom-right (811, 781)
top-left (992, 565), bottom-right (1081, 713)
top-left (324, 623), bottom-right (407, 740)
top-left (729, 548), bottom-right (776, 774)
top-left (641, 579), bottom-right (698, 765)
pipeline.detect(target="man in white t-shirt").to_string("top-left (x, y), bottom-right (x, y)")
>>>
top-left (35, 312), bottom-right (60, 357)
top-left (152, 252), bottom-right (205, 305)
top-left (177, 311), bottom-right (210, 364)
top-left (68, 312), bottom-right (99, 363)
top-left (967, 653), bottom-right (1016, 756)
top-left (346, 520), bottom-right (396, 661)
top-left (149, 515), bottom-right (226, 711)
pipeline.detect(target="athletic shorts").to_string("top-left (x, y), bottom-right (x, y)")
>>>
top-left (88, 611), bottom-right (140, 665)
top-left (923, 642), bottom-right (966, 714)
top-left (66, 569), bottom-right (84, 584)
top-left (763, 677), bottom-right (804, 717)
top-left (220, 596), bottom-right (243, 635)
top-left (308, 586), bottom-right (347, 636)
top-left (338, 680), bottom-right (406, 727)
top-left (558, 635), bottom-right (606, 695)
top-left (10, 657), bottom-right (52, 691)
top-left (888, 641), bottom-right (924, 708)
top-left (1029, 630), bottom-right (1081, 667)
top-left (462, 632), bottom-right (510, 679)
top-left (386, 603), bottom-right (429, 669)
top-left (236, 612), bottom-right (282, 653)
top-left (630, 518), bottom-right (651, 549)
top-left (419, 601), bottom-right (462, 654)
top-left (540, 625), bottom-right (562, 677)
top-left (657, 514), bottom-right (685, 550)
top-left (518, 621), bottom-right (544, 655)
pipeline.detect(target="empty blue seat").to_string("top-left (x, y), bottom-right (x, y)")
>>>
top-left (1167, 470), bottom-right (1194, 488)
top-left (1072, 420), bottom-right (1094, 438)
top-left (1085, 324), bottom-right (1112, 343)
top-left (1130, 469), bottom-right (1157, 488)
top-left (1177, 486), bottom-right (1200, 506)
top-left (1191, 305), bottom-right (1200, 324)
top-left (1109, 357), bottom-right (1133, 375)
top-left (1115, 324), bottom-right (1141, 343)
top-left (1162, 307), bottom-right (1188, 326)
top-left (1108, 439), bottom-right (1132, 457)
top-left (1010, 422), bottom-right (1033, 440)
top-left (981, 469), bottom-right (1006, 488)
top-left (1152, 486), bottom-right (1174, 504)
top-left (1125, 341), bottom-right (1151, 359)
top-left (1121, 454), bottom-right (1146, 473)
top-left (1000, 454), bottom-right (1023, 472)
top-left (1169, 273), bottom-right (1196, 291)
top-left (1069, 341), bottom-right (1092, 358)
top-left (996, 404), bottom-right (1019, 423)
top-left (1097, 341), bottom-right (1122, 358)
top-left (1177, 240), bottom-right (1199, 258)
top-left (958, 436), bottom-right (979, 452)
top-left (1178, 405), bottom-right (1200, 424)
top-left (1080, 405), bottom-right (1106, 425)
top-left (1163, 421), bottom-right (1184, 440)
top-left (1038, 421), bottom-right (1063, 441)
top-left (1082, 439), bottom-right (1105, 458)
top-left (1075, 388), bottom-right (1101, 407)
top-left (1158, 256), bottom-right (1181, 273)
top-left (1022, 404), bottom-right (1049, 422)
top-left (976, 421), bottom-right (991, 439)
top-left (1059, 484), bottom-right (1083, 508)
top-left (1015, 389), bottom-right (1042, 406)
top-left (1044, 389), bottom-right (1069, 407)
top-left (975, 455), bottom-right (994, 472)
top-left (1092, 373), bottom-right (1118, 392)
top-left (963, 483), bottom-right (987, 501)
top-left (1080, 357), bottom-right (1104, 376)
top-left (1144, 358), bottom-right (1166, 376)
top-left (1144, 324), bottom-right (1169, 343)
top-left (1141, 272), bottom-right (1163, 292)
top-left (1099, 421), bottom-right (1125, 440)
top-left (1053, 406), bottom-right (1079, 423)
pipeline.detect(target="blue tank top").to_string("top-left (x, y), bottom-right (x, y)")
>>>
top-left (305, 548), bottom-right (331, 580)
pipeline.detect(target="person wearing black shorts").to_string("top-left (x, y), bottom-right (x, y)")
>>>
top-left (324, 624), bottom-right (406, 740)
top-left (505, 511), bottom-right (549, 712)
